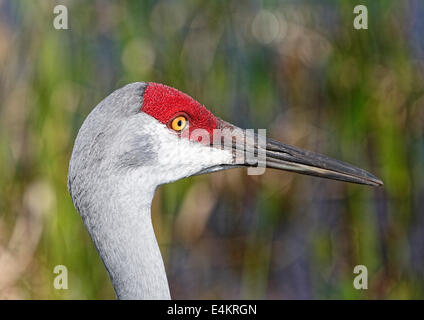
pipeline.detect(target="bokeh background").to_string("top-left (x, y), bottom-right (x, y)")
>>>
top-left (0, 0), bottom-right (423, 299)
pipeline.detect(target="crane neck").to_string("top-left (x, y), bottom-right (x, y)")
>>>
top-left (84, 175), bottom-right (171, 300)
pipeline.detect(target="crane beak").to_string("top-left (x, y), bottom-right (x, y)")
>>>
top-left (261, 137), bottom-right (383, 186)
top-left (201, 119), bottom-right (383, 187)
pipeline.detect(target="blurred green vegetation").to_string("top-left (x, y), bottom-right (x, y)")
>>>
top-left (0, 0), bottom-right (423, 299)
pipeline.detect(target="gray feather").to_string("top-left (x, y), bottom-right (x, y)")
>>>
top-left (68, 82), bottom-right (171, 300)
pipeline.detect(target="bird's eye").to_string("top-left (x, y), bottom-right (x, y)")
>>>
top-left (170, 115), bottom-right (188, 132)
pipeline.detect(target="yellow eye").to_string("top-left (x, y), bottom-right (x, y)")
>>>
top-left (170, 115), bottom-right (188, 132)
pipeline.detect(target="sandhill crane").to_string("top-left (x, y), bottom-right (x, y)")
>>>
top-left (68, 82), bottom-right (382, 299)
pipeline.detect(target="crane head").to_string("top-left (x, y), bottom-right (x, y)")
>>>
top-left (68, 82), bottom-right (382, 205)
